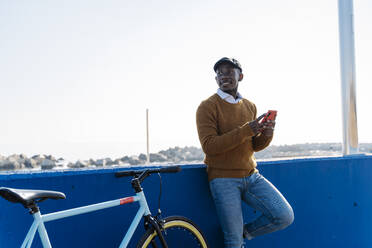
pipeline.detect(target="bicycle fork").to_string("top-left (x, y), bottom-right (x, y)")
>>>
top-left (144, 215), bottom-right (168, 248)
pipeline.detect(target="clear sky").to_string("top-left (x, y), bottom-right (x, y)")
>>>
top-left (1, 0), bottom-right (371, 161)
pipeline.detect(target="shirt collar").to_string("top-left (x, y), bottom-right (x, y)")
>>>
top-left (217, 89), bottom-right (243, 104)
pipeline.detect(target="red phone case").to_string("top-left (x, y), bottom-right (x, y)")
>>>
top-left (261, 110), bottom-right (277, 123)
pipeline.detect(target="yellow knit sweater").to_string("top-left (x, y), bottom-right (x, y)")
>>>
top-left (196, 93), bottom-right (272, 181)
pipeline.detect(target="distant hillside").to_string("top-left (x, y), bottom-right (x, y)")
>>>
top-left (256, 143), bottom-right (372, 159)
top-left (1, 143), bottom-right (372, 171)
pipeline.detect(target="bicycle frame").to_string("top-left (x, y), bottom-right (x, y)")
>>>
top-left (21, 191), bottom-right (151, 248)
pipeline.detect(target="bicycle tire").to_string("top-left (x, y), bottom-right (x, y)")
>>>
top-left (137, 216), bottom-right (208, 248)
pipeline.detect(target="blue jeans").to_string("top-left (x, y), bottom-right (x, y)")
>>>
top-left (209, 172), bottom-right (294, 248)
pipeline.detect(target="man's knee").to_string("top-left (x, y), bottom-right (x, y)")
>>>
top-left (274, 206), bottom-right (294, 229)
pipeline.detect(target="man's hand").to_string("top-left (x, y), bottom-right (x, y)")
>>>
top-left (261, 120), bottom-right (276, 137)
top-left (248, 114), bottom-right (266, 136)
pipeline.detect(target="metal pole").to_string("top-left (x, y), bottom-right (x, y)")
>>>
top-left (337, 0), bottom-right (359, 155)
top-left (146, 109), bottom-right (150, 164)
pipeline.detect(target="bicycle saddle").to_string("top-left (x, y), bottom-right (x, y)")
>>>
top-left (0, 187), bottom-right (66, 208)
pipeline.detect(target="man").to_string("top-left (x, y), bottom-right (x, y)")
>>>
top-left (196, 57), bottom-right (294, 248)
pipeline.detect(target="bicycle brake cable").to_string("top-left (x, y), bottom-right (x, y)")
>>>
top-left (157, 172), bottom-right (162, 218)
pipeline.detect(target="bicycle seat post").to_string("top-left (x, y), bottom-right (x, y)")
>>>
top-left (28, 201), bottom-right (40, 215)
top-left (32, 207), bottom-right (52, 248)
top-left (21, 202), bottom-right (53, 248)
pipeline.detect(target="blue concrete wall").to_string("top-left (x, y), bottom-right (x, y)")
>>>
top-left (1, 155), bottom-right (372, 248)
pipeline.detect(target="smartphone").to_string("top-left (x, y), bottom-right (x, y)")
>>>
top-left (261, 110), bottom-right (277, 123)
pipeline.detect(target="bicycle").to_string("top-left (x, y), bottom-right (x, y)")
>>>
top-left (0, 166), bottom-right (208, 248)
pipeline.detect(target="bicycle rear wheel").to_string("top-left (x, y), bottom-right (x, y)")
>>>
top-left (137, 216), bottom-right (208, 248)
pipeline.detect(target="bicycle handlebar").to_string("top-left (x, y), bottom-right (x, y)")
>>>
top-left (115, 166), bottom-right (181, 178)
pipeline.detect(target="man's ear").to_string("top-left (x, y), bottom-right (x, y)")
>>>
top-left (238, 73), bottom-right (244, 81)
top-left (215, 76), bottom-right (219, 86)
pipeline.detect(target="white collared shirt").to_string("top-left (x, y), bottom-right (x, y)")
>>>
top-left (217, 89), bottom-right (243, 104)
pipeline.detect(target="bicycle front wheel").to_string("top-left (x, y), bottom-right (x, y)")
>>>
top-left (137, 216), bottom-right (208, 248)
